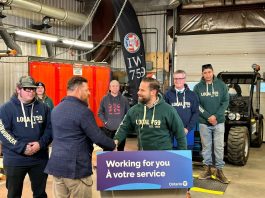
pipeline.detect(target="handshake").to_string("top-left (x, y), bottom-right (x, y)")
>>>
top-left (114, 140), bottom-right (119, 151)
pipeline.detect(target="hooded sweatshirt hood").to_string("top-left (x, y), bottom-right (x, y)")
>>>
top-left (98, 93), bottom-right (130, 131)
top-left (36, 94), bottom-right (54, 110)
top-left (0, 95), bottom-right (52, 166)
top-left (114, 93), bottom-right (187, 150)
top-left (165, 84), bottom-right (199, 131)
top-left (167, 84), bottom-right (190, 108)
top-left (194, 76), bottom-right (229, 125)
top-left (140, 94), bottom-right (160, 129)
top-left (15, 97), bottom-right (36, 128)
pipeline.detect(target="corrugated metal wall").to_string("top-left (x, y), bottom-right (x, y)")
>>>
top-left (0, 57), bottom-right (29, 105)
top-left (111, 28), bottom-right (125, 71)
top-left (175, 32), bottom-right (265, 81)
top-left (138, 12), bottom-right (166, 53)
top-left (1, 0), bottom-right (90, 59)
top-left (111, 12), bottom-right (167, 70)
top-left (175, 32), bottom-right (265, 141)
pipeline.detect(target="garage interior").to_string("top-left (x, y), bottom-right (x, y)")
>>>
top-left (0, 0), bottom-right (265, 197)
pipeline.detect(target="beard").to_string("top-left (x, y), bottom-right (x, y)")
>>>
top-left (138, 96), bottom-right (150, 104)
top-left (81, 97), bottom-right (88, 103)
top-left (80, 94), bottom-right (88, 103)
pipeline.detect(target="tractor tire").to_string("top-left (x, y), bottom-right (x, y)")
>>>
top-left (227, 126), bottom-right (249, 166)
top-left (251, 119), bottom-right (263, 147)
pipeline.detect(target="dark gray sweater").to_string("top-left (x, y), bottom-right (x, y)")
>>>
top-left (98, 93), bottom-right (130, 131)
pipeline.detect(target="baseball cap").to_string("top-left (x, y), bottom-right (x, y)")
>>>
top-left (36, 81), bottom-right (45, 89)
top-left (202, 64), bottom-right (213, 72)
top-left (18, 76), bottom-right (37, 88)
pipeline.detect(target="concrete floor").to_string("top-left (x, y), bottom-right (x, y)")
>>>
top-left (0, 138), bottom-right (265, 198)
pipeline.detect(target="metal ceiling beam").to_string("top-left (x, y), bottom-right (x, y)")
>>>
top-left (130, 0), bottom-right (205, 12)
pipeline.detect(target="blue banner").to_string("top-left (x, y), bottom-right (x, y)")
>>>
top-left (97, 150), bottom-right (193, 191)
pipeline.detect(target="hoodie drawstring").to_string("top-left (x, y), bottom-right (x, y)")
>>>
top-left (30, 104), bottom-right (34, 128)
top-left (175, 89), bottom-right (186, 109)
top-left (151, 105), bottom-right (156, 125)
top-left (141, 97), bottom-right (159, 128)
top-left (141, 105), bottom-right (147, 129)
top-left (206, 83), bottom-right (215, 96)
top-left (20, 101), bottom-right (27, 127)
top-left (20, 101), bottom-right (34, 128)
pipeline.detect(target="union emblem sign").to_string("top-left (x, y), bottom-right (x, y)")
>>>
top-left (124, 33), bottom-right (140, 53)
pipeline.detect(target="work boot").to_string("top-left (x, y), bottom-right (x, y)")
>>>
top-left (213, 169), bottom-right (229, 184)
top-left (198, 165), bottom-right (211, 180)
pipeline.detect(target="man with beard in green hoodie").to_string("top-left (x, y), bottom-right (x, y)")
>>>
top-left (193, 64), bottom-right (229, 184)
top-left (114, 77), bottom-right (187, 151)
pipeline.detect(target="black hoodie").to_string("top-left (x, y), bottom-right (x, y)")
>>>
top-left (98, 93), bottom-right (130, 131)
top-left (0, 95), bottom-right (52, 166)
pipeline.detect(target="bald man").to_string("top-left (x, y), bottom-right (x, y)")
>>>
top-left (98, 80), bottom-right (130, 151)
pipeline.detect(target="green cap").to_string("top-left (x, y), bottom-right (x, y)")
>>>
top-left (19, 76), bottom-right (37, 88)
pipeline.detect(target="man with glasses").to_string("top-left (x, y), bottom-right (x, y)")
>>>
top-left (165, 70), bottom-right (199, 198)
top-left (0, 76), bottom-right (52, 198)
top-left (165, 70), bottom-right (199, 149)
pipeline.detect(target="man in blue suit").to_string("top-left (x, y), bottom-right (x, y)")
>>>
top-left (45, 76), bottom-right (115, 198)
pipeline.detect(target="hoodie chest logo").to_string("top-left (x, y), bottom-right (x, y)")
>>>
top-left (201, 91), bottom-right (219, 97)
top-left (108, 103), bottom-right (121, 115)
top-left (16, 115), bottom-right (43, 125)
top-left (136, 119), bottom-right (161, 128)
top-left (171, 101), bottom-right (191, 108)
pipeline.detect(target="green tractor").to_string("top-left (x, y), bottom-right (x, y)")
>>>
top-left (217, 64), bottom-right (263, 165)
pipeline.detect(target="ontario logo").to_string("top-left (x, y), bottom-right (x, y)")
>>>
top-left (124, 33), bottom-right (140, 53)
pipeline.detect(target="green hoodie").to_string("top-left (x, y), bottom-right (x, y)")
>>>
top-left (114, 94), bottom-right (187, 150)
top-left (193, 76), bottom-right (229, 125)
top-left (37, 95), bottom-right (54, 110)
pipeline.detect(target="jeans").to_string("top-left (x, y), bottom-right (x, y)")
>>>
top-left (4, 163), bottom-right (48, 198)
top-left (199, 123), bottom-right (225, 169)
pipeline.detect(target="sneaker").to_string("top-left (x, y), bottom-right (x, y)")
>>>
top-left (198, 165), bottom-right (211, 180)
top-left (213, 169), bottom-right (229, 184)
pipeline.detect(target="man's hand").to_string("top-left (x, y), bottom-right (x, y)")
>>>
top-left (26, 142), bottom-right (41, 155)
top-left (208, 115), bottom-right (217, 125)
top-left (184, 128), bottom-right (189, 135)
top-left (24, 144), bottom-right (34, 156)
top-left (114, 140), bottom-right (119, 151)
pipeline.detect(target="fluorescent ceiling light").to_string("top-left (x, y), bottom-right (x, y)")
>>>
top-left (14, 30), bottom-right (58, 42)
top-left (13, 29), bottom-right (94, 49)
top-left (62, 39), bottom-right (94, 49)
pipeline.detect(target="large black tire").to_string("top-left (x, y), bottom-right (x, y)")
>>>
top-left (251, 119), bottom-right (263, 147)
top-left (227, 126), bottom-right (250, 166)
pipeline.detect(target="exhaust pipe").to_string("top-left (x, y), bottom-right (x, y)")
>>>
top-left (0, 21), bottom-right (22, 55)
top-left (0, 0), bottom-right (88, 25)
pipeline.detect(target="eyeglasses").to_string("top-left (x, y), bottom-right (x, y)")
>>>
top-left (173, 78), bottom-right (185, 80)
top-left (22, 87), bottom-right (36, 92)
